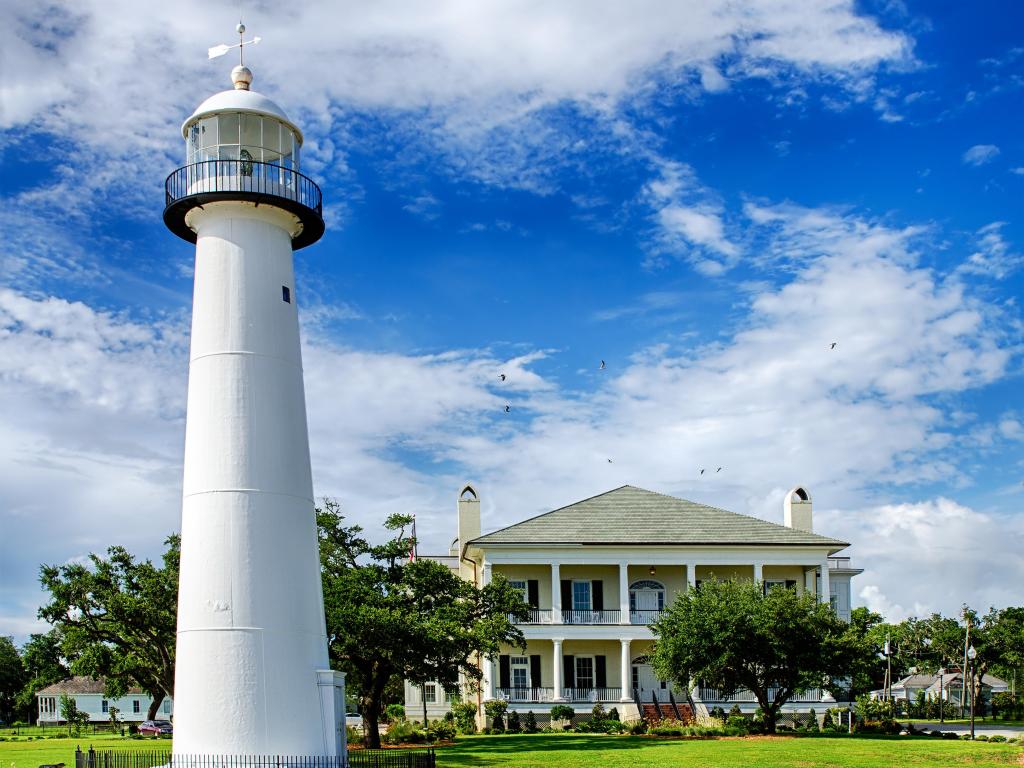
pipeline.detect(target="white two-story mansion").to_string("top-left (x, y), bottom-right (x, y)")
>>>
top-left (404, 484), bottom-right (861, 725)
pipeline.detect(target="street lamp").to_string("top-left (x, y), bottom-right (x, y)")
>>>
top-left (967, 645), bottom-right (977, 740)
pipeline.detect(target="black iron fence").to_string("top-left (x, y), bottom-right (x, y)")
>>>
top-left (165, 159), bottom-right (323, 216)
top-left (74, 748), bottom-right (435, 768)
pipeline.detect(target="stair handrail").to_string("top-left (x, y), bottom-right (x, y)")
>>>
top-left (668, 687), bottom-right (681, 720)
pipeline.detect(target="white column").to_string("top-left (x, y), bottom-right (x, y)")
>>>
top-left (819, 561), bottom-right (831, 605)
top-left (752, 561), bottom-right (763, 584)
top-left (483, 655), bottom-right (494, 700)
top-left (619, 639), bottom-right (632, 701)
top-left (804, 567), bottom-right (816, 596)
top-left (553, 639), bottom-right (565, 700)
top-left (686, 562), bottom-right (697, 591)
top-left (482, 560), bottom-right (492, 588)
top-left (619, 562), bottom-right (630, 624)
top-left (551, 562), bottom-right (562, 623)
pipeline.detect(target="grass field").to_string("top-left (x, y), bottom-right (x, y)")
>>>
top-left (437, 733), bottom-right (1024, 768)
top-left (2, 732), bottom-right (1022, 768)
top-left (0, 735), bottom-right (165, 768)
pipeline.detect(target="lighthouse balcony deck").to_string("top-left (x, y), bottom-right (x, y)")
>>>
top-left (164, 159), bottom-right (324, 249)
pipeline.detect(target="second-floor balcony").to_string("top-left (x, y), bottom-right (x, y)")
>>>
top-left (511, 609), bottom-right (665, 625)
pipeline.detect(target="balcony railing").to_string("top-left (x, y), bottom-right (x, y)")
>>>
top-left (697, 687), bottom-right (827, 703)
top-left (563, 687), bottom-right (622, 702)
top-left (495, 687), bottom-right (555, 702)
top-left (828, 557), bottom-right (853, 569)
top-left (629, 609), bottom-right (664, 625)
top-left (163, 159), bottom-right (324, 249)
top-left (511, 609), bottom-right (556, 624)
top-left (563, 609), bottom-right (621, 624)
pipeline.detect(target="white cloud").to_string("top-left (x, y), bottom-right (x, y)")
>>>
top-left (0, 0), bottom-right (913, 208)
top-left (962, 144), bottom-right (1001, 166)
top-left (824, 499), bottom-right (1024, 622)
top-left (958, 222), bottom-right (1022, 279)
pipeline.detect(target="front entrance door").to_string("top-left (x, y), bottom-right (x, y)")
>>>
top-left (632, 661), bottom-right (666, 702)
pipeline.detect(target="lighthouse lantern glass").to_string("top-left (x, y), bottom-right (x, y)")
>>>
top-left (186, 113), bottom-right (300, 172)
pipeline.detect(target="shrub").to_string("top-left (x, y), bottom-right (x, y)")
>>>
top-left (988, 734), bottom-right (1006, 743)
top-left (728, 704), bottom-right (743, 718)
top-left (608, 707), bottom-right (620, 722)
top-left (506, 710), bottom-right (521, 734)
top-left (427, 718), bottom-right (456, 741)
top-left (709, 706), bottom-right (726, 720)
top-left (930, 730), bottom-right (943, 737)
top-left (383, 703), bottom-right (407, 723)
top-left (726, 715), bottom-right (748, 732)
top-left (484, 699), bottom-right (508, 732)
top-left (629, 721), bottom-right (648, 735)
top-left (805, 708), bottom-right (819, 733)
top-left (383, 719), bottom-right (426, 744)
top-left (550, 704), bottom-right (575, 729)
top-left (821, 709), bottom-right (835, 731)
top-left (450, 700), bottom-right (477, 734)
top-left (975, 734), bottom-right (989, 742)
top-left (856, 719), bottom-right (901, 735)
top-left (942, 731), bottom-right (960, 740)
top-left (523, 710), bottom-right (538, 733)
top-left (345, 726), bottom-right (362, 744)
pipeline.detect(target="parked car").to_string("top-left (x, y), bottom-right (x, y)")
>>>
top-left (139, 720), bottom-right (173, 736)
top-left (346, 713), bottom-right (363, 731)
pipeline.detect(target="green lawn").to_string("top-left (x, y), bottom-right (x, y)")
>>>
top-left (436, 732), bottom-right (1024, 768)
top-left (3, 732), bottom-right (1022, 768)
top-left (0, 735), bottom-right (166, 768)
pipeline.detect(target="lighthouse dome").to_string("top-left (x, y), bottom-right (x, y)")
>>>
top-left (181, 87), bottom-right (303, 143)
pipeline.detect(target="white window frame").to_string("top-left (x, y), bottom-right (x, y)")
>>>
top-left (102, 699), bottom-right (109, 713)
top-left (162, 699), bottom-right (171, 714)
top-left (510, 656), bottom-right (531, 689)
top-left (575, 655), bottom-right (595, 689)
top-left (423, 683), bottom-right (437, 704)
top-left (571, 580), bottom-right (592, 611)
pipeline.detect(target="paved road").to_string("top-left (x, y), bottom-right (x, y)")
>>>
top-left (913, 721), bottom-right (1024, 738)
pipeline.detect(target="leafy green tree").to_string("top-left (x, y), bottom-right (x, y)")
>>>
top-left (838, 607), bottom-right (886, 701)
top-left (318, 500), bottom-right (527, 748)
top-left (38, 536), bottom-right (179, 720)
top-left (58, 694), bottom-right (89, 736)
top-left (0, 636), bottom-right (27, 724)
top-left (14, 629), bottom-right (69, 723)
top-left (652, 578), bottom-right (850, 733)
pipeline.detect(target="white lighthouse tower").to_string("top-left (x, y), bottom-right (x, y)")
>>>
top-left (164, 29), bottom-right (344, 758)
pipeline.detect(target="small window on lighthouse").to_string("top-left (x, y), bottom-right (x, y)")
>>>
top-left (282, 286), bottom-right (291, 303)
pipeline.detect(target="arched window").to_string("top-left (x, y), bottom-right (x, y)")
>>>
top-left (792, 487), bottom-right (809, 501)
top-left (629, 580), bottom-right (666, 613)
top-left (459, 484), bottom-right (478, 501)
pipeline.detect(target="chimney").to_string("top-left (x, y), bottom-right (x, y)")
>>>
top-left (457, 483), bottom-right (481, 551)
top-left (784, 486), bottom-right (813, 532)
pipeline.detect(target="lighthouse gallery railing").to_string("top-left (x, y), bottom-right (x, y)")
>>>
top-left (165, 159), bottom-right (322, 217)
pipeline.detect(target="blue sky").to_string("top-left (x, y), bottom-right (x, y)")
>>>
top-left (1, 0), bottom-right (1022, 641)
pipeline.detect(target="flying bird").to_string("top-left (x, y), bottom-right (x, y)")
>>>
top-left (607, 459), bottom-right (613, 463)
top-left (716, 467), bottom-right (722, 473)
top-left (504, 404), bottom-right (511, 413)
top-left (830, 342), bottom-right (838, 349)
top-left (499, 373), bottom-right (506, 381)
top-left (699, 468), bottom-right (705, 475)
top-left (599, 360), bottom-right (606, 369)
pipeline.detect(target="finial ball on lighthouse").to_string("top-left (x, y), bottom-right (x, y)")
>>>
top-left (231, 65), bottom-right (253, 90)
top-left (236, 22), bottom-right (246, 34)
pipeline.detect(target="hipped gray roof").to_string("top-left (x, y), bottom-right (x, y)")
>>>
top-left (470, 485), bottom-right (848, 549)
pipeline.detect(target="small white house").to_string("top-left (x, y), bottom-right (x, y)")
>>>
top-left (36, 677), bottom-right (173, 724)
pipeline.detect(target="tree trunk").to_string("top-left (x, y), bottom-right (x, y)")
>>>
top-left (147, 692), bottom-right (165, 721)
top-left (365, 710), bottom-right (382, 749)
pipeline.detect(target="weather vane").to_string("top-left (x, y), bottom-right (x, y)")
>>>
top-left (208, 22), bottom-right (262, 64)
